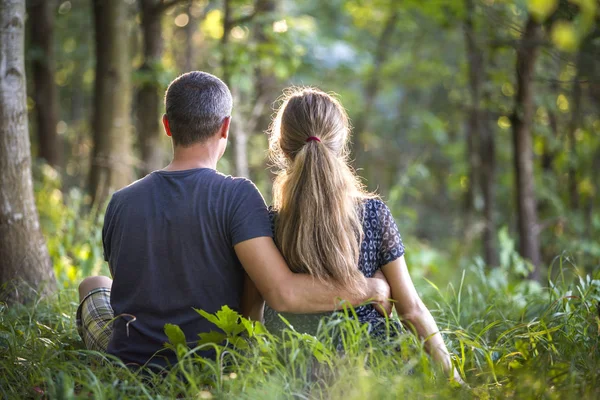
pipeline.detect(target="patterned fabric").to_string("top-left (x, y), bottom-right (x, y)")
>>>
top-left (264, 198), bottom-right (405, 338)
top-left (76, 288), bottom-right (114, 352)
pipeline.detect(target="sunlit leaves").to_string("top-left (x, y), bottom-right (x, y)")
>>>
top-left (551, 21), bottom-right (578, 52)
top-left (195, 306), bottom-right (246, 337)
top-left (164, 323), bottom-right (187, 348)
top-left (571, 0), bottom-right (598, 33)
top-left (197, 330), bottom-right (227, 347)
top-left (578, 177), bottom-right (595, 197)
top-left (556, 93), bottom-right (570, 112)
top-left (497, 116), bottom-right (511, 129)
top-left (527, 0), bottom-right (558, 22)
top-left (202, 9), bottom-right (224, 39)
top-left (528, 0), bottom-right (599, 52)
top-left (164, 323), bottom-right (188, 358)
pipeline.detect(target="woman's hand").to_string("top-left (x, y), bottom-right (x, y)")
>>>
top-left (368, 270), bottom-right (392, 317)
top-left (450, 369), bottom-right (467, 387)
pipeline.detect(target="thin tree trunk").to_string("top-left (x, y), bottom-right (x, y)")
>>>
top-left (542, 109), bottom-right (559, 173)
top-left (137, 0), bottom-right (164, 176)
top-left (510, 17), bottom-right (542, 279)
top-left (251, 0), bottom-right (277, 184)
top-left (231, 90), bottom-right (249, 178)
top-left (221, 0), bottom-right (249, 177)
top-left (221, 0), bottom-right (232, 85)
top-left (89, 0), bottom-right (133, 205)
top-left (566, 65), bottom-right (582, 210)
top-left (28, 0), bottom-right (61, 167)
top-left (352, 8), bottom-right (398, 176)
top-left (184, 0), bottom-right (197, 71)
top-left (253, 0), bottom-right (277, 131)
top-left (464, 0), bottom-right (497, 266)
top-left (70, 64), bottom-right (85, 123)
top-left (480, 108), bottom-right (497, 266)
top-left (0, 0), bottom-right (55, 302)
top-left (463, 0), bottom-right (481, 231)
top-left (587, 146), bottom-right (600, 238)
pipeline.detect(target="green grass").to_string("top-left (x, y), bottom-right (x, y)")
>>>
top-left (1, 169), bottom-right (598, 399)
top-left (1, 258), bottom-right (598, 399)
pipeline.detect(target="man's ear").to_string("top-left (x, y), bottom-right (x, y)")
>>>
top-left (162, 114), bottom-right (172, 137)
top-left (220, 116), bottom-right (231, 139)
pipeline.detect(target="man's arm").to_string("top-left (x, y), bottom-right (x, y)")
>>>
top-left (235, 237), bottom-right (391, 314)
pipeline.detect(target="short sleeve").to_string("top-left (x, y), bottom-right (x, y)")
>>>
top-left (268, 207), bottom-right (277, 236)
top-left (373, 200), bottom-right (405, 264)
top-left (230, 180), bottom-right (273, 246)
top-left (102, 195), bottom-right (117, 263)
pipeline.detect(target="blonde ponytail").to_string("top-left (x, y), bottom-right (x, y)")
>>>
top-left (269, 87), bottom-right (372, 296)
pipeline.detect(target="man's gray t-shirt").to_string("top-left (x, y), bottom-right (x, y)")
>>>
top-left (102, 168), bottom-right (272, 367)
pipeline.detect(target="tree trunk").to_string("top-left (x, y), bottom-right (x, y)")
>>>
top-left (352, 8), bottom-right (398, 178)
top-left (28, 0), bottom-right (61, 167)
top-left (221, 0), bottom-right (232, 85)
top-left (464, 0), bottom-right (497, 266)
top-left (221, 0), bottom-right (249, 177)
top-left (184, 0), bottom-right (198, 72)
top-left (137, 0), bottom-right (165, 176)
top-left (0, 0), bottom-right (55, 302)
top-left (587, 146), bottom-right (600, 238)
top-left (479, 109), bottom-right (497, 267)
top-left (89, 0), bottom-right (133, 205)
top-left (253, 0), bottom-right (277, 131)
top-left (70, 64), bottom-right (85, 123)
top-left (231, 90), bottom-right (249, 178)
top-left (566, 64), bottom-right (582, 210)
top-left (510, 17), bottom-right (542, 279)
top-left (542, 109), bottom-right (559, 173)
top-left (250, 0), bottom-right (277, 183)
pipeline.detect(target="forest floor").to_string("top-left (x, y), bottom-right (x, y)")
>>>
top-left (1, 175), bottom-right (598, 399)
top-left (1, 259), bottom-right (599, 399)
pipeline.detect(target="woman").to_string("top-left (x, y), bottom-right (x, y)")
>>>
top-left (244, 87), bottom-right (461, 382)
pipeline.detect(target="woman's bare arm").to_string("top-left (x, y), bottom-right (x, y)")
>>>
top-left (381, 255), bottom-right (462, 383)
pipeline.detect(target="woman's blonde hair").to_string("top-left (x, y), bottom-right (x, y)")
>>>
top-left (269, 87), bottom-right (372, 296)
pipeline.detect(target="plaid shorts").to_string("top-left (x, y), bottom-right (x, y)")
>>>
top-left (76, 287), bottom-right (114, 352)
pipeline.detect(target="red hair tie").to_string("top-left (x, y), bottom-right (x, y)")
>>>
top-left (306, 136), bottom-right (321, 143)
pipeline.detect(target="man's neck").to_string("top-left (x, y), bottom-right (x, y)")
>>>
top-left (163, 142), bottom-right (220, 172)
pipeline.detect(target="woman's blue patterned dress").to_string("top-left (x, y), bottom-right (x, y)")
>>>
top-left (263, 198), bottom-right (405, 338)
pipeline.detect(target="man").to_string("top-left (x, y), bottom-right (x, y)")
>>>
top-left (77, 71), bottom-right (390, 368)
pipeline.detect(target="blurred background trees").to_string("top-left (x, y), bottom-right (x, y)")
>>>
top-left (2, 0), bottom-right (599, 298)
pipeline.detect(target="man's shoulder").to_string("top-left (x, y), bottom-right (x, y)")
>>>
top-left (111, 174), bottom-right (155, 199)
top-left (109, 170), bottom-right (262, 204)
top-left (216, 172), bottom-right (261, 196)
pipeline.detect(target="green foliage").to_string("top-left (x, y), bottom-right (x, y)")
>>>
top-left (528, 0), bottom-right (599, 51)
top-left (133, 60), bottom-right (178, 91)
top-left (4, 186), bottom-right (600, 398)
top-left (13, 0), bottom-right (600, 396)
top-left (17, 166), bottom-right (596, 398)
top-left (194, 305), bottom-right (261, 350)
top-left (34, 164), bottom-right (109, 288)
top-left (1, 258), bottom-right (599, 398)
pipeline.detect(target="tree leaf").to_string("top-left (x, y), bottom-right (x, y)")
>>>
top-left (551, 21), bottom-right (579, 53)
top-left (194, 308), bottom-right (220, 327)
top-left (528, 0), bottom-right (558, 22)
top-left (198, 331), bottom-right (226, 346)
top-left (164, 323), bottom-right (187, 348)
top-left (213, 305), bottom-right (246, 336)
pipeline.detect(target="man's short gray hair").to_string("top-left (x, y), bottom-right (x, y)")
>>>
top-left (164, 71), bottom-right (233, 147)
